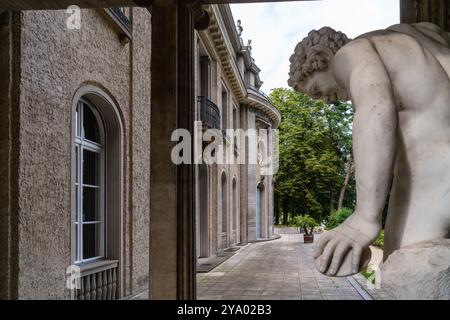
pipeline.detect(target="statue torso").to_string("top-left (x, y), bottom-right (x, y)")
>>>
top-left (349, 23), bottom-right (450, 256)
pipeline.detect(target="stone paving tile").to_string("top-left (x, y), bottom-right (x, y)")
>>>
top-left (301, 295), bottom-right (323, 300)
top-left (197, 228), bottom-right (366, 300)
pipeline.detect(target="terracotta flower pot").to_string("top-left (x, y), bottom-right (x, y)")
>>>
top-left (303, 234), bottom-right (314, 243)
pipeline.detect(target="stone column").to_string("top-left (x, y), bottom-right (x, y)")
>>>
top-left (239, 105), bottom-right (249, 244)
top-left (247, 110), bottom-right (257, 241)
top-left (400, 0), bottom-right (449, 31)
top-left (150, 1), bottom-right (195, 300)
top-left (267, 128), bottom-right (274, 237)
top-left (0, 11), bottom-right (20, 300)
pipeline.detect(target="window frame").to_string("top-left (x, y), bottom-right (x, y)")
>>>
top-left (221, 84), bottom-right (229, 130)
top-left (74, 99), bottom-right (106, 264)
top-left (221, 171), bottom-right (228, 233)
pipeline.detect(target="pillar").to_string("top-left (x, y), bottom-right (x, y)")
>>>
top-left (150, 1), bottom-right (195, 299)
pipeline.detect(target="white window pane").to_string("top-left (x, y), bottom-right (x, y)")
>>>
top-left (75, 186), bottom-right (79, 221)
top-left (75, 146), bottom-right (79, 184)
top-left (82, 223), bottom-right (101, 259)
top-left (75, 223), bottom-right (78, 260)
top-left (74, 100), bottom-right (105, 263)
top-left (83, 149), bottom-right (100, 186)
top-left (82, 186), bottom-right (100, 222)
top-left (83, 104), bottom-right (100, 143)
top-left (76, 103), bottom-right (80, 137)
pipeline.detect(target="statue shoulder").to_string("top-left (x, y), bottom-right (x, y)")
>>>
top-left (333, 38), bottom-right (379, 88)
top-left (334, 37), bottom-right (377, 64)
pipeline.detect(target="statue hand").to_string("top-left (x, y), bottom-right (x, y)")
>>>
top-left (314, 214), bottom-right (380, 276)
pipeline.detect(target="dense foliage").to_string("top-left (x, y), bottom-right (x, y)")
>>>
top-left (325, 207), bottom-right (353, 230)
top-left (271, 88), bottom-right (355, 225)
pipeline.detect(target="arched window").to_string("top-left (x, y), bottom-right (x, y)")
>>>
top-left (74, 99), bottom-right (105, 262)
top-left (221, 85), bottom-right (228, 130)
top-left (221, 172), bottom-right (227, 233)
top-left (71, 85), bottom-right (123, 300)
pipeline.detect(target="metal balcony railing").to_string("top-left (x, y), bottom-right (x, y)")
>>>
top-left (198, 96), bottom-right (220, 130)
top-left (246, 85), bottom-right (271, 102)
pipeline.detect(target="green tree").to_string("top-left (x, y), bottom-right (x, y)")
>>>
top-left (323, 100), bottom-right (355, 211)
top-left (271, 88), bottom-right (354, 225)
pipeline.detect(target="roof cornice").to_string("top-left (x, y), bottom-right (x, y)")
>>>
top-left (204, 4), bottom-right (280, 126)
top-left (206, 5), bottom-right (247, 101)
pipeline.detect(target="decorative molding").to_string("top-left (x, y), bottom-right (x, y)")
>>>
top-left (247, 92), bottom-right (281, 128)
top-left (206, 5), bottom-right (246, 102)
top-left (203, 4), bottom-right (281, 127)
top-left (99, 8), bottom-right (133, 45)
top-left (252, 107), bottom-right (272, 127)
top-left (190, 2), bottom-right (210, 30)
top-left (0, 0), bottom-right (153, 10)
top-left (78, 259), bottom-right (119, 276)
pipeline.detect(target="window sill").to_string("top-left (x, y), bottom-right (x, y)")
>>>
top-left (77, 259), bottom-right (119, 276)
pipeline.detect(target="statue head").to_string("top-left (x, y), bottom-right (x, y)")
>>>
top-left (288, 27), bottom-right (350, 103)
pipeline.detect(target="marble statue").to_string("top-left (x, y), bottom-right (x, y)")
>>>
top-left (288, 23), bottom-right (450, 299)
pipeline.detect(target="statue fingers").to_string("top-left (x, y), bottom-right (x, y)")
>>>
top-left (318, 239), bottom-right (338, 273)
top-left (328, 241), bottom-right (351, 276)
top-left (351, 244), bottom-right (363, 274)
top-left (314, 232), bottom-right (332, 258)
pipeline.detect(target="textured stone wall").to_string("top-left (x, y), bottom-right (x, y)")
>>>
top-left (10, 8), bottom-right (151, 299)
top-left (247, 110), bottom-right (273, 241)
top-left (128, 7), bottom-right (151, 296)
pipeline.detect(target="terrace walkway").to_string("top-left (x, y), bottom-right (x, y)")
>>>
top-left (197, 227), bottom-right (370, 300)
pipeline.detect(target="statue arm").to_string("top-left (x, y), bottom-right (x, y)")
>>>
top-left (348, 40), bottom-right (397, 230)
top-left (315, 39), bottom-right (398, 275)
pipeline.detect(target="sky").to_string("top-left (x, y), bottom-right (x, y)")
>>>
top-left (230, 0), bottom-right (400, 93)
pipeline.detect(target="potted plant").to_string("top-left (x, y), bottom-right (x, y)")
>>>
top-left (293, 215), bottom-right (318, 243)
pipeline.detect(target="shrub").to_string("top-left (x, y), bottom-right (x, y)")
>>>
top-left (361, 269), bottom-right (376, 284)
top-left (326, 207), bottom-right (353, 229)
top-left (373, 230), bottom-right (384, 247)
top-left (293, 215), bottom-right (318, 235)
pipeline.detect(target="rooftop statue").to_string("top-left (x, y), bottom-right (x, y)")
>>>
top-left (289, 23), bottom-right (450, 299)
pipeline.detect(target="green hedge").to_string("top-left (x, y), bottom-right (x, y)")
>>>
top-left (326, 208), bottom-right (385, 248)
top-left (325, 207), bottom-right (353, 230)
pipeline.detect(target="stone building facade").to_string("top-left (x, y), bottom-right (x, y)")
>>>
top-left (194, 5), bottom-right (280, 260)
top-left (0, 7), bottom-right (151, 300)
top-left (0, 4), bottom-right (279, 299)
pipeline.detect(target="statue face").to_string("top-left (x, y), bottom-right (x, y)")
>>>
top-left (304, 68), bottom-right (348, 103)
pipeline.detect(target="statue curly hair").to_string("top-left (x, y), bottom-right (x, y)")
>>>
top-left (288, 27), bottom-right (351, 92)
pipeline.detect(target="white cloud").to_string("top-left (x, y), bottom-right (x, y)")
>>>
top-left (230, 0), bottom-right (400, 93)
